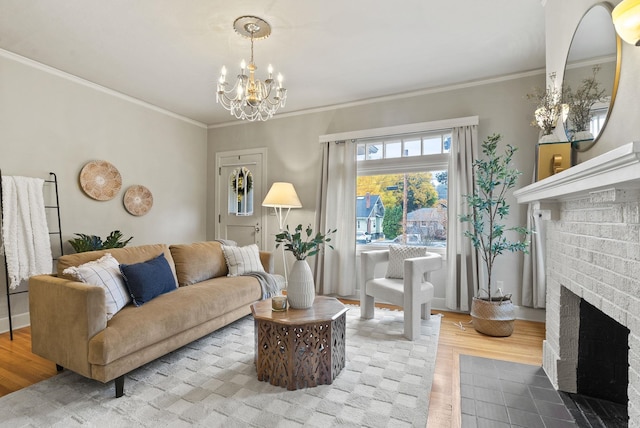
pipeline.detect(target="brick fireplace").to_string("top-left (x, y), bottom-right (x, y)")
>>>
top-left (515, 142), bottom-right (640, 426)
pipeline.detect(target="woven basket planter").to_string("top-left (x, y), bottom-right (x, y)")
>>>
top-left (470, 297), bottom-right (515, 337)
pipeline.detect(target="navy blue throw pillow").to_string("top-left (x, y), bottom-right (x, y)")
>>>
top-left (119, 253), bottom-right (177, 306)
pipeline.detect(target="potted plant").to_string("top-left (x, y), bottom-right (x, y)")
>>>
top-left (459, 134), bottom-right (531, 336)
top-left (526, 72), bottom-right (563, 143)
top-left (275, 224), bottom-right (336, 309)
top-left (563, 66), bottom-right (606, 142)
top-left (68, 230), bottom-right (133, 253)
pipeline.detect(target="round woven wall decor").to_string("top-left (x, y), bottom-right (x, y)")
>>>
top-left (79, 160), bottom-right (122, 201)
top-left (123, 185), bottom-right (153, 216)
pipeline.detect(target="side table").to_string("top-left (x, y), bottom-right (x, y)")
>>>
top-left (250, 296), bottom-right (348, 390)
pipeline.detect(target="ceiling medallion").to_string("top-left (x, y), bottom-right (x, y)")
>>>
top-left (216, 16), bottom-right (287, 121)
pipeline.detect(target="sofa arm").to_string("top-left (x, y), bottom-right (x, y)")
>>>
top-left (259, 251), bottom-right (275, 273)
top-left (29, 274), bottom-right (107, 378)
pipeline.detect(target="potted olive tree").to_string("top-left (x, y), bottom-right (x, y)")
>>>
top-left (459, 134), bottom-right (530, 336)
top-left (275, 224), bottom-right (336, 309)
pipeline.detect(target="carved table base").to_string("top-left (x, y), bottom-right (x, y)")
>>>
top-left (251, 296), bottom-right (347, 390)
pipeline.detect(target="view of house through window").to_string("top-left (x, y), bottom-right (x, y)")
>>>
top-left (356, 131), bottom-right (450, 248)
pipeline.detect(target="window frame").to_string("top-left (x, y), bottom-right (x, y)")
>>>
top-left (356, 132), bottom-right (450, 256)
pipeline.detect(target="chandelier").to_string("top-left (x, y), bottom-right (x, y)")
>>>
top-left (217, 16), bottom-right (287, 121)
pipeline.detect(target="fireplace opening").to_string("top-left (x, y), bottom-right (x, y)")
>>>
top-left (562, 298), bottom-right (630, 427)
top-left (577, 299), bottom-right (629, 404)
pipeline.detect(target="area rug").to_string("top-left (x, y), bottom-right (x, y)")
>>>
top-left (0, 306), bottom-right (441, 427)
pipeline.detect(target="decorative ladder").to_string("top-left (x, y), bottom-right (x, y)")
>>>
top-left (0, 171), bottom-right (63, 340)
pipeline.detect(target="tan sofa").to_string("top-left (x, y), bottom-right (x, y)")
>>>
top-left (29, 241), bottom-right (278, 397)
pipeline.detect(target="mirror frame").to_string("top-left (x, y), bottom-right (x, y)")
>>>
top-left (562, 2), bottom-right (622, 152)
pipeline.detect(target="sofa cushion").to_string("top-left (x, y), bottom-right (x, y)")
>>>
top-left (169, 241), bottom-right (228, 286)
top-left (88, 275), bottom-right (262, 365)
top-left (62, 253), bottom-right (130, 320)
top-left (58, 244), bottom-right (178, 285)
top-left (385, 245), bottom-right (428, 279)
top-left (120, 253), bottom-right (177, 306)
top-left (222, 244), bottom-right (265, 276)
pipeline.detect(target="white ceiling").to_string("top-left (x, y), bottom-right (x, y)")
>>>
top-left (0, 1), bottom-right (546, 126)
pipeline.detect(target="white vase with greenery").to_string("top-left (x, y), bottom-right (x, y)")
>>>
top-left (275, 224), bottom-right (336, 309)
top-left (459, 134), bottom-right (531, 336)
top-left (526, 73), bottom-right (562, 143)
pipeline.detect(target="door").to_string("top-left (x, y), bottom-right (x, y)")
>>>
top-left (216, 149), bottom-right (266, 248)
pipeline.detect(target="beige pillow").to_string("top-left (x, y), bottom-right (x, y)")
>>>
top-left (169, 241), bottom-right (228, 286)
top-left (222, 244), bottom-right (265, 276)
top-left (385, 245), bottom-right (428, 279)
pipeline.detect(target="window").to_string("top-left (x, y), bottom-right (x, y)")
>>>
top-left (356, 131), bottom-right (450, 249)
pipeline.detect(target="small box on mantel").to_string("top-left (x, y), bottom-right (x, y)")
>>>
top-left (536, 141), bottom-right (572, 181)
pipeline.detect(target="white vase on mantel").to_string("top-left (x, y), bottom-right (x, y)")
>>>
top-left (287, 259), bottom-right (315, 309)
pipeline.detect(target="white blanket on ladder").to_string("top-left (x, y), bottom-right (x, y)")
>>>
top-left (1, 176), bottom-right (53, 290)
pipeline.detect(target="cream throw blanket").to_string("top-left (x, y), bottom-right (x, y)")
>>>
top-left (1, 176), bottom-right (52, 289)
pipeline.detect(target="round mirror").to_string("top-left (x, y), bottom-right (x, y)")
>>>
top-left (562, 2), bottom-right (621, 152)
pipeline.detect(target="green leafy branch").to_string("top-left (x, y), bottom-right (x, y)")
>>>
top-left (68, 230), bottom-right (133, 253)
top-left (275, 224), bottom-right (336, 261)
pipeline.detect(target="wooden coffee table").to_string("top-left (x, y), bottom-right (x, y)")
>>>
top-left (250, 296), bottom-right (348, 390)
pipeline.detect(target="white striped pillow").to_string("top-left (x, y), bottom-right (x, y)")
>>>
top-left (63, 253), bottom-right (130, 319)
top-left (221, 244), bottom-right (265, 276)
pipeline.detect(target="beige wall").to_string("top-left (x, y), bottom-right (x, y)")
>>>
top-left (546, 0), bottom-right (640, 160)
top-left (0, 52), bottom-right (208, 331)
top-left (208, 73), bottom-right (544, 316)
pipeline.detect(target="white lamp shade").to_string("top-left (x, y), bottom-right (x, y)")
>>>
top-left (262, 182), bottom-right (302, 208)
top-left (613, 0), bottom-right (640, 46)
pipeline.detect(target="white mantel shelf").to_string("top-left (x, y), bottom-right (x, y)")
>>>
top-left (515, 142), bottom-right (640, 204)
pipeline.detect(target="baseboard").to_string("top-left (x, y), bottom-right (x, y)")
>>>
top-left (431, 297), bottom-right (546, 323)
top-left (0, 312), bottom-right (30, 334)
top-left (341, 294), bottom-right (546, 323)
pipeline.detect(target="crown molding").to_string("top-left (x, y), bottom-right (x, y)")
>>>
top-left (208, 67), bottom-right (546, 129)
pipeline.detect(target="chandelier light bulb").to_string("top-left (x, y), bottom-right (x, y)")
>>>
top-left (216, 16), bottom-right (287, 121)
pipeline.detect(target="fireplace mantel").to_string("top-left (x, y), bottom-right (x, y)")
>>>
top-left (515, 142), bottom-right (640, 204)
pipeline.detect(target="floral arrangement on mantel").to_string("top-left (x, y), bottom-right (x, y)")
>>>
top-left (275, 224), bottom-right (336, 260)
top-left (563, 65), bottom-right (606, 139)
top-left (526, 72), bottom-right (563, 141)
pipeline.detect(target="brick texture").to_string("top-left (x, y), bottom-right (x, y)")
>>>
top-left (545, 197), bottom-right (640, 427)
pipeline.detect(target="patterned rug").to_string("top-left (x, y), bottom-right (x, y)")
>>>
top-left (0, 306), bottom-right (441, 428)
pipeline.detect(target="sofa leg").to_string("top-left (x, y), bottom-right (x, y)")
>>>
top-left (115, 375), bottom-right (125, 398)
top-left (55, 364), bottom-right (64, 372)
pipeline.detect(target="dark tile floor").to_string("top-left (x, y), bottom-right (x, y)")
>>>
top-left (460, 355), bottom-right (578, 428)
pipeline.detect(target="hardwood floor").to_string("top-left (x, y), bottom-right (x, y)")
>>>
top-left (0, 308), bottom-right (545, 427)
top-left (426, 310), bottom-right (545, 428)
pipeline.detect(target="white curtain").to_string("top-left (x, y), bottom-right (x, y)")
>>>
top-left (445, 125), bottom-right (479, 311)
top-left (314, 141), bottom-right (357, 296)
top-left (522, 200), bottom-right (547, 308)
